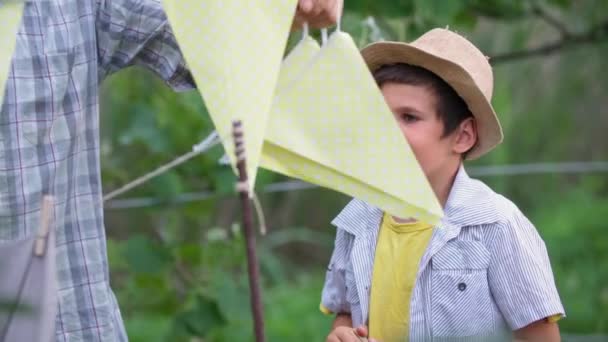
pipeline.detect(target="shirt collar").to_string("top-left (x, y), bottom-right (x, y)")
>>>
top-left (442, 165), bottom-right (500, 226)
top-left (331, 198), bottom-right (382, 237)
top-left (332, 165), bottom-right (500, 236)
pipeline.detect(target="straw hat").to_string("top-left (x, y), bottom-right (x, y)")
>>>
top-left (361, 28), bottom-right (503, 160)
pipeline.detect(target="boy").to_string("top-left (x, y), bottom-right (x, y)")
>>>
top-left (321, 28), bottom-right (565, 342)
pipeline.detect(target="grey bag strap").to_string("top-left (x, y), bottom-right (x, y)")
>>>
top-left (0, 196), bottom-right (57, 342)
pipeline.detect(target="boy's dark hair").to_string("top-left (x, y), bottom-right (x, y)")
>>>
top-left (373, 63), bottom-right (473, 138)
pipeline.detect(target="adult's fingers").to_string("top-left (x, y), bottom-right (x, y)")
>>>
top-left (324, 0), bottom-right (342, 26)
top-left (293, 0), bottom-right (342, 29)
top-left (298, 0), bottom-right (314, 13)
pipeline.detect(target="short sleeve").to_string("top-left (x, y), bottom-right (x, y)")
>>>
top-left (487, 210), bottom-right (565, 329)
top-left (96, 0), bottom-right (194, 91)
top-left (320, 228), bottom-right (354, 315)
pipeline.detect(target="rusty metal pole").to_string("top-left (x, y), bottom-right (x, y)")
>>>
top-left (232, 120), bottom-right (265, 342)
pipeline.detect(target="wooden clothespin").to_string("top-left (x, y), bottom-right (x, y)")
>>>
top-left (34, 195), bottom-right (54, 257)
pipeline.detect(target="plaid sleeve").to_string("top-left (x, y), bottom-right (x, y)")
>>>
top-left (320, 228), bottom-right (353, 315)
top-left (95, 0), bottom-right (194, 91)
top-left (487, 209), bottom-right (565, 330)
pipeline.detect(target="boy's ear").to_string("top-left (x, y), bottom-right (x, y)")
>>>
top-left (452, 117), bottom-right (477, 155)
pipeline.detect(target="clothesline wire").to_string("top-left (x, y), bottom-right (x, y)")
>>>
top-left (103, 161), bottom-right (608, 210)
top-left (102, 131), bottom-right (222, 202)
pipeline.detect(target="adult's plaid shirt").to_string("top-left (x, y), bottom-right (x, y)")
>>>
top-left (0, 1), bottom-right (193, 340)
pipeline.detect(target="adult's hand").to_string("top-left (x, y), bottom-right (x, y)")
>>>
top-left (293, 0), bottom-right (343, 29)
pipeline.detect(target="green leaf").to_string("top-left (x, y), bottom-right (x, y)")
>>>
top-left (150, 172), bottom-right (184, 200)
top-left (123, 235), bottom-right (172, 274)
top-left (253, 168), bottom-right (279, 188)
top-left (547, 0), bottom-right (572, 9)
top-left (414, 0), bottom-right (467, 25)
top-left (344, 0), bottom-right (414, 18)
top-left (469, 0), bottom-right (529, 19)
top-left (211, 272), bottom-right (249, 322)
top-left (211, 166), bottom-right (237, 195)
top-left (173, 294), bottom-right (227, 338)
top-left (452, 11), bottom-right (478, 30)
top-left (125, 314), bottom-right (172, 342)
top-left (177, 243), bottom-right (203, 265)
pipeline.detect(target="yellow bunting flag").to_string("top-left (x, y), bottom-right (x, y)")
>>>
top-left (0, 1), bottom-right (24, 108)
top-left (262, 32), bottom-right (443, 223)
top-left (162, 0), bottom-right (298, 189)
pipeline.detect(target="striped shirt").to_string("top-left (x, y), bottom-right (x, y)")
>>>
top-left (321, 166), bottom-right (565, 340)
top-left (0, 1), bottom-right (193, 341)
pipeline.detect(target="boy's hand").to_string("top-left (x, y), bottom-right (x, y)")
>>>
top-left (293, 0), bottom-right (343, 30)
top-left (326, 325), bottom-right (378, 342)
top-left (514, 319), bottom-right (560, 342)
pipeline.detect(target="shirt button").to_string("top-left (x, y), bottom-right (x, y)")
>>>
top-left (458, 282), bottom-right (467, 291)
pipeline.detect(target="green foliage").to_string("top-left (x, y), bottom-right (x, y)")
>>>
top-left (171, 294), bottom-right (227, 339)
top-left (107, 224), bottom-right (334, 341)
top-left (123, 235), bottom-right (173, 274)
top-left (535, 193), bottom-right (608, 333)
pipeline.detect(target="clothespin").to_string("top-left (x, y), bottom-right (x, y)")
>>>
top-left (34, 195), bottom-right (54, 257)
top-left (321, 28), bottom-right (329, 45)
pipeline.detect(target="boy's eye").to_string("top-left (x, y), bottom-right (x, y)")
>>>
top-left (400, 113), bottom-right (419, 123)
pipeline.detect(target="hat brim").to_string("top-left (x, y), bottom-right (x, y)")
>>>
top-left (361, 42), bottom-right (503, 160)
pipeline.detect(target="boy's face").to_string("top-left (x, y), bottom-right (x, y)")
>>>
top-left (380, 82), bottom-right (475, 185)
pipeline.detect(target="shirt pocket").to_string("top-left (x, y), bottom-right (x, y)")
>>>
top-left (13, 50), bottom-right (84, 165)
top-left (430, 240), bottom-right (495, 338)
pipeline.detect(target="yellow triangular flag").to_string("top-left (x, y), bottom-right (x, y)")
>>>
top-left (0, 1), bottom-right (24, 108)
top-left (260, 34), bottom-right (321, 174)
top-left (162, 0), bottom-right (297, 189)
top-left (263, 32), bottom-right (443, 224)
top-left (275, 35), bottom-right (321, 91)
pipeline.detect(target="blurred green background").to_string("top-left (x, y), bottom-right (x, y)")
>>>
top-left (100, 0), bottom-right (608, 340)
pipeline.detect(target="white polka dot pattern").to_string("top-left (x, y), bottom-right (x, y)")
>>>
top-left (262, 32), bottom-right (443, 223)
top-left (0, 3), bottom-right (24, 109)
top-left (162, 0), bottom-right (298, 188)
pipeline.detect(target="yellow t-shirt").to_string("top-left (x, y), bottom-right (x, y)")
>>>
top-left (368, 213), bottom-right (433, 342)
